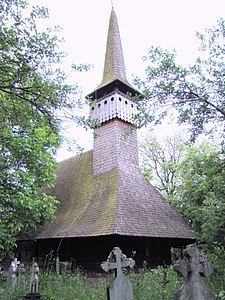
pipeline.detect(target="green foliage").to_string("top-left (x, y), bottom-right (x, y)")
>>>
top-left (140, 136), bottom-right (225, 254)
top-left (207, 244), bottom-right (225, 295)
top-left (130, 267), bottom-right (181, 300)
top-left (0, 0), bottom-right (87, 256)
top-left (39, 270), bottom-right (106, 300)
top-left (0, 265), bottom-right (224, 300)
top-left (175, 142), bottom-right (225, 249)
top-left (134, 18), bottom-right (225, 139)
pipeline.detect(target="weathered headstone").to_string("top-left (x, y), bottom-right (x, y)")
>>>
top-left (173, 244), bottom-right (216, 300)
top-left (7, 258), bottom-right (20, 290)
top-left (101, 247), bottom-right (135, 300)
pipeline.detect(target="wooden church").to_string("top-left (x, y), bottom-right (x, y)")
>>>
top-left (22, 7), bottom-right (194, 269)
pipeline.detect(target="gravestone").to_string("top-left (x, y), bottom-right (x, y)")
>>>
top-left (30, 262), bottom-right (39, 293)
top-left (7, 258), bottom-right (20, 290)
top-left (173, 244), bottom-right (216, 300)
top-left (24, 262), bottom-right (41, 300)
top-left (101, 247), bottom-right (135, 300)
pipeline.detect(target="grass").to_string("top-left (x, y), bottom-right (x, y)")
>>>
top-left (0, 265), bottom-right (224, 299)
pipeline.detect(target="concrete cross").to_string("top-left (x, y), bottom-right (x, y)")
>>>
top-left (7, 258), bottom-right (20, 290)
top-left (101, 247), bottom-right (135, 277)
top-left (30, 262), bottom-right (39, 293)
top-left (24, 262), bottom-right (42, 299)
top-left (101, 247), bottom-right (135, 300)
top-left (174, 244), bottom-right (215, 300)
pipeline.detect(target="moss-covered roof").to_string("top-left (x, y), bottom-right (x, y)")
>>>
top-left (36, 150), bottom-right (194, 240)
top-left (37, 151), bottom-right (118, 238)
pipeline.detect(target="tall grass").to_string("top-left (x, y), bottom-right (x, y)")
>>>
top-left (0, 265), bottom-right (224, 299)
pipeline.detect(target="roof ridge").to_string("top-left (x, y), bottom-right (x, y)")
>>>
top-left (57, 150), bottom-right (92, 164)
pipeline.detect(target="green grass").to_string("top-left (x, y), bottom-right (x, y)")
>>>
top-left (0, 266), bottom-right (224, 300)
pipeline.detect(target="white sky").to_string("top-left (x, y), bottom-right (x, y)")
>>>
top-left (29, 0), bottom-right (225, 161)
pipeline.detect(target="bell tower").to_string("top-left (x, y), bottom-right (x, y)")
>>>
top-left (87, 7), bottom-right (141, 176)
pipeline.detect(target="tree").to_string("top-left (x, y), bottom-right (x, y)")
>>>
top-left (139, 135), bottom-right (188, 198)
top-left (140, 137), bottom-right (225, 250)
top-left (0, 0), bottom-right (86, 255)
top-left (175, 142), bottom-right (225, 249)
top-left (134, 18), bottom-right (225, 140)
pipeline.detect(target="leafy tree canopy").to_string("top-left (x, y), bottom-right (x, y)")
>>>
top-left (134, 18), bottom-right (225, 140)
top-left (140, 136), bottom-right (225, 251)
top-left (0, 0), bottom-right (87, 256)
top-left (175, 142), bottom-right (225, 250)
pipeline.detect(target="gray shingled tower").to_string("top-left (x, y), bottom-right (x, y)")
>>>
top-left (24, 7), bottom-right (195, 269)
top-left (88, 7), bottom-right (140, 176)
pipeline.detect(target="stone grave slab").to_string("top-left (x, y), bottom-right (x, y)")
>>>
top-left (174, 244), bottom-right (216, 300)
top-left (101, 247), bottom-right (135, 300)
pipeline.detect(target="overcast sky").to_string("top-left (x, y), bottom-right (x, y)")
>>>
top-left (29, 0), bottom-right (225, 160)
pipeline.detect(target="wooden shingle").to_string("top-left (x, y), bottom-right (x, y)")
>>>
top-left (36, 151), bottom-right (194, 240)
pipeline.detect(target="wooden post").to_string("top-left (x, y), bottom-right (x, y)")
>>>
top-left (56, 255), bottom-right (60, 274)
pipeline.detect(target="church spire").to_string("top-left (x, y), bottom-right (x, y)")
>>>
top-left (87, 7), bottom-right (139, 100)
top-left (98, 7), bottom-right (128, 88)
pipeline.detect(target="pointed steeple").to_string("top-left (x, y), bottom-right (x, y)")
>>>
top-left (98, 7), bottom-right (129, 88)
top-left (87, 7), bottom-right (139, 100)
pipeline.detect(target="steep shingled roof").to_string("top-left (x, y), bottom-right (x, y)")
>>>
top-left (36, 150), bottom-right (194, 240)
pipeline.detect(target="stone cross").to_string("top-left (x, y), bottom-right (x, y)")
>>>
top-left (30, 262), bottom-right (39, 293)
top-left (101, 247), bottom-right (135, 300)
top-left (7, 258), bottom-right (20, 290)
top-left (173, 244), bottom-right (216, 300)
